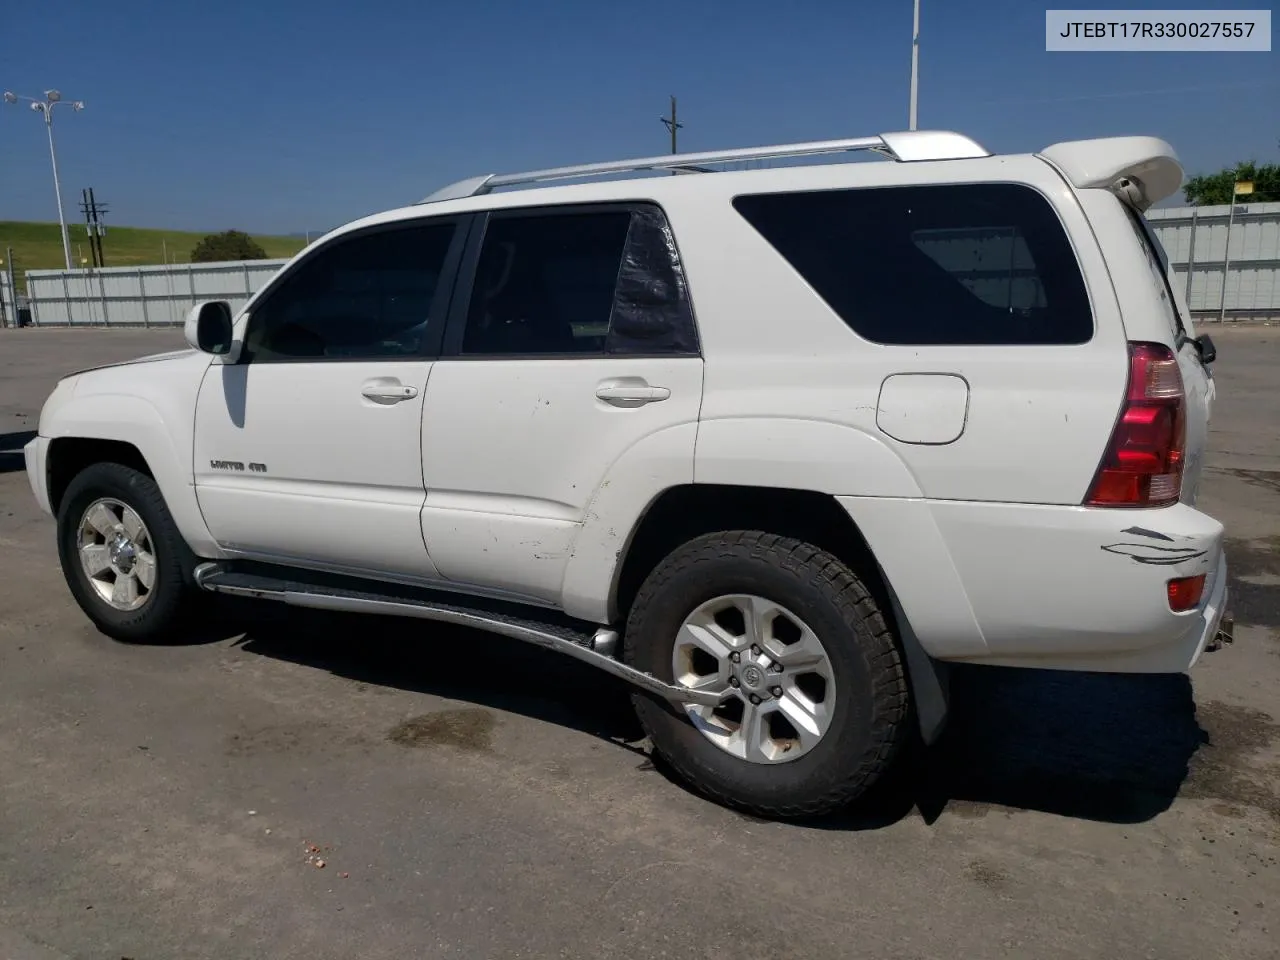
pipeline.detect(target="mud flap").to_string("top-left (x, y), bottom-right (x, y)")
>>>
top-left (882, 573), bottom-right (951, 745)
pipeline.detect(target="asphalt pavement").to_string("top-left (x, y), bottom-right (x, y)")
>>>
top-left (1, 324), bottom-right (1277, 960)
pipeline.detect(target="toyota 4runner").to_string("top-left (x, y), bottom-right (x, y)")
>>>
top-left (24, 129), bottom-right (1232, 818)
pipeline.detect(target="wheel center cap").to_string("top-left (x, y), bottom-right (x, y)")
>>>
top-left (110, 534), bottom-right (137, 573)
top-left (739, 664), bottom-right (765, 691)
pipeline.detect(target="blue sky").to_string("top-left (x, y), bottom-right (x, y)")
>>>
top-left (2, 0), bottom-right (1276, 234)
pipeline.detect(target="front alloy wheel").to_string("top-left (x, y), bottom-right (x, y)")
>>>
top-left (56, 461), bottom-right (200, 643)
top-left (77, 497), bottom-right (158, 611)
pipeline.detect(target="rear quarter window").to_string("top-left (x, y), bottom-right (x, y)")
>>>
top-left (1121, 203), bottom-right (1185, 340)
top-left (732, 182), bottom-right (1093, 346)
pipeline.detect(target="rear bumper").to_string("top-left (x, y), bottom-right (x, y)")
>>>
top-left (23, 435), bottom-right (52, 516)
top-left (1198, 553), bottom-right (1232, 657)
top-left (838, 495), bottom-right (1229, 674)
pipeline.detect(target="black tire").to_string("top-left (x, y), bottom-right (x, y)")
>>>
top-left (56, 462), bottom-right (199, 643)
top-left (623, 531), bottom-right (909, 819)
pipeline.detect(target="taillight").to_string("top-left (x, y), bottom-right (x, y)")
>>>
top-left (1086, 342), bottom-right (1186, 507)
top-left (1167, 574), bottom-right (1205, 612)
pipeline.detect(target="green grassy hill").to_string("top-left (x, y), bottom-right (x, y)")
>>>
top-left (0, 221), bottom-right (308, 292)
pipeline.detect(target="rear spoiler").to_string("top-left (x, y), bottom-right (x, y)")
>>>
top-left (1037, 136), bottom-right (1183, 212)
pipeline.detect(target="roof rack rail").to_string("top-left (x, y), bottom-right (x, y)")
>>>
top-left (420, 130), bottom-right (989, 203)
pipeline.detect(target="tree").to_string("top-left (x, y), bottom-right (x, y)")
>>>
top-left (1183, 161), bottom-right (1280, 205)
top-left (190, 229), bottom-right (269, 263)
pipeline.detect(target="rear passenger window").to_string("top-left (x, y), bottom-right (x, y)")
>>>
top-left (457, 205), bottom-right (699, 357)
top-left (733, 183), bottom-right (1092, 345)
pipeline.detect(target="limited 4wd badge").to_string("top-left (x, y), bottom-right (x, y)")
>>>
top-left (210, 460), bottom-right (267, 473)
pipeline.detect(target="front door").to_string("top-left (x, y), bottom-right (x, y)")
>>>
top-left (194, 216), bottom-right (467, 579)
top-left (419, 202), bottom-right (704, 604)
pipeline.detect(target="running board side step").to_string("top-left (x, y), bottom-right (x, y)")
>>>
top-left (193, 563), bottom-right (719, 708)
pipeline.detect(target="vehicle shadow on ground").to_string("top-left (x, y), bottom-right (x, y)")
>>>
top-left (232, 604), bottom-right (645, 747)
top-left (0, 430), bottom-right (36, 475)
top-left (230, 604), bottom-right (1207, 829)
top-left (816, 665), bottom-right (1208, 831)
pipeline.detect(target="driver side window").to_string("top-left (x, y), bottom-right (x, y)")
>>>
top-left (243, 221), bottom-right (457, 362)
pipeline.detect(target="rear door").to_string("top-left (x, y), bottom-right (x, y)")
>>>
top-left (418, 202), bottom-right (703, 604)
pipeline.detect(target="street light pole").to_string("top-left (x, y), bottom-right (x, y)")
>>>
top-left (909, 0), bottom-right (921, 130)
top-left (43, 107), bottom-right (73, 271)
top-left (4, 89), bottom-right (85, 270)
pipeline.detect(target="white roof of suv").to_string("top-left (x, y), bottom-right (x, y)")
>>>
top-left (306, 129), bottom-right (1183, 259)
top-left (416, 129), bottom-right (1183, 211)
top-left (420, 130), bottom-right (993, 203)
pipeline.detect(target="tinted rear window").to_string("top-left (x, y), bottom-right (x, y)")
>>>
top-left (732, 183), bottom-right (1092, 345)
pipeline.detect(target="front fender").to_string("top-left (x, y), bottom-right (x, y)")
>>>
top-left (42, 392), bottom-right (221, 559)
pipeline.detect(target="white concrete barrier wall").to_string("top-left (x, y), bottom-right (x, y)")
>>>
top-left (24, 258), bottom-right (289, 327)
top-left (1148, 201), bottom-right (1280, 324)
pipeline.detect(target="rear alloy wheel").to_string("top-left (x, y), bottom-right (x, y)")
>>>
top-left (624, 531), bottom-right (909, 819)
top-left (673, 594), bottom-right (836, 764)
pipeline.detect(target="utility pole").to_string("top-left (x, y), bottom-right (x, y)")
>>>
top-left (90, 187), bottom-right (107, 267)
top-left (660, 94), bottom-right (682, 154)
top-left (909, 0), bottom-right (921, 130)
top-left (79, 188), bottom-right (109, 267)
top-left (4, 247), bottom-right (18, 327)
top-left (1218, 179), bottom-right (1253, 322)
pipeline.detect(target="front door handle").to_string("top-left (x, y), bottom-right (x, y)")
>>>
top-left (595, 378), bottom-right (671, 408)
top-left (361, 379), bottom-right (419, 404)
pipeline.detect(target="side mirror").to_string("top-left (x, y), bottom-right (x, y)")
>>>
top-left (1194, 334), bottom-right (1217, 366)
top-left (184, 300), bottom-right (234, 355)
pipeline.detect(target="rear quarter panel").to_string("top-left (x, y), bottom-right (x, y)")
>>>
top-left (674, 155), bottom-right (1130, 505)
top-left (1074, 189), bottom-right (1214, 506)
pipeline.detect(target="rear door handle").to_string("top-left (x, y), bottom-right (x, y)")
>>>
top-left (595, 378), bottom-right (671, 408)
top-left (361, 379), bottom-right (419, 404)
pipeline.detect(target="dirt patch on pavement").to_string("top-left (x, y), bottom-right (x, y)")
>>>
top-left (225, 721), bottom-right (370, 757)
top-left (1183, 700), bottom-right (1280, 821)
top-left (387, 709), bottom-right (496, 752)
top-left (1224, 535), bottom-right (1280, 629)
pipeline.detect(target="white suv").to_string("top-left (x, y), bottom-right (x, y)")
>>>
top-left (24, 129), bottom-right (1232, 818)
